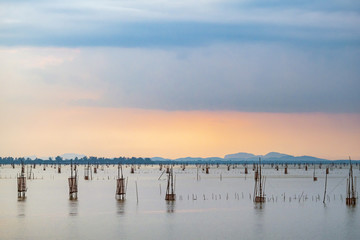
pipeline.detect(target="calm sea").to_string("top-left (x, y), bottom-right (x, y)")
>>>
top-left (0, 164), bottom-right (359, 240)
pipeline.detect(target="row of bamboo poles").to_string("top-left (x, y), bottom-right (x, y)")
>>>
top-left (8, 159), bottom-right (357, 206)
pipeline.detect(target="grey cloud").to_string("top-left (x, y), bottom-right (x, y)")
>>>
top-left (48, 45), bottom-right (360, 113)
top-left (1, 1), bottom-right (360, 47)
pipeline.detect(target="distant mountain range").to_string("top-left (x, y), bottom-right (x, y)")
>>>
top-left (224, 152), bottom-right (327, 162)
top-left (151, 152), bottom-right (356, 163)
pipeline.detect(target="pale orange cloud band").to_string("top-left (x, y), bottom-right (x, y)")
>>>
top-left (1, 105), bottom-right (359, 160)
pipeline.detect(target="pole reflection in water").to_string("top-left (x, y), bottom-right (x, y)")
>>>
top-left (166, 201), bottom-right (175, 213)
top-left (254, 203), bottom-right (265, 211)
top-left (345, 207), bottom-right (358, 240)
top-left (254, 203), bottom-right (265, 239)
top-left (68, 199), bottom-right (78, 217)
top-left (116, 200), bottom-right (126, 216)
top-left (17, 198), bottom-right (26, 218)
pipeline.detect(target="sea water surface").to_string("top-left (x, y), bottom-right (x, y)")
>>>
top-left (0, 164), bottom-right (359, 240)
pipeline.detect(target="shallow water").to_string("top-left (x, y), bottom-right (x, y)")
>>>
top-left (0, 164), bottom-right (359, 240)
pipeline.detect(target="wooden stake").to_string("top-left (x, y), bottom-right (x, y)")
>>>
top-left (323, 168), bottom-right (328, 204)
top-left (135, 180), bottom-right (139, 203)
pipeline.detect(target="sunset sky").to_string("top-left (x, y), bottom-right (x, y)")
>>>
top-left (1, 0), bottom-right (360, 159)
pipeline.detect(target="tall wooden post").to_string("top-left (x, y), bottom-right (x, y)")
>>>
top-left (165, 166), bottom-right (176, 201)
top-left (116, 164), bottom-right (126, 200)
top-left (17, 161), bottom-right (27, 199)
top-left (68, 160), bottom-right (78, 200)
top-left (346, 157), bottom-right (356, 205)
top-left (313, 166), bottom-right (317, 181)
top-left (323, 168), bottom-right (328, 203)
top-left (254, 158), bottom-right (265, 203)
top-left (84, 162), bottom-right (91, 180)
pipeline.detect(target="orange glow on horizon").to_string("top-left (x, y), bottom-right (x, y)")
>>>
top-left (1, 105), bottom-right (359, 160)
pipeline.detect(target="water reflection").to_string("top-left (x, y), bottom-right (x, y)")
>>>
top-left (253, 203), bottom-right (265, 239)
top-left (166, 201), bottom-right (175, 213)
top-left (254, 203), bottom-right (265, 212)
top-left (345, 205), bottom-right (358, 239)
top-left (68, 199), bottom-right (78, 216)
top-left (346, 205), bottom-right (356, 221)
top-left (116, 200), bottom-right (126, 216)
top-left (17, 198), bottom-right (26, 218)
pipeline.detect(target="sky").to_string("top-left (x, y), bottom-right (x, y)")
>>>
top-left (1, 0), bottom-right (360, 159)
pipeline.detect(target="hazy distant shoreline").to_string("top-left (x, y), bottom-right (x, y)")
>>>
top-left (0, 152), bottom-right (358, 164)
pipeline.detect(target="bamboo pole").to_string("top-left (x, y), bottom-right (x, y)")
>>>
top-left (135, 180), bottom-right (139, 203)
top-left (323, 169), bottom-right (328, 204)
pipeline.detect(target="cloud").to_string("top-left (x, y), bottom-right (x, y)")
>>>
top-left (97, 45), bottom-right (360, 113)
top-left (1, 1), bottom-right (359, 113)
top-left (1, 44), bottom-right (359, 113)
top-left (0, 0), bottom-right (359, 47)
